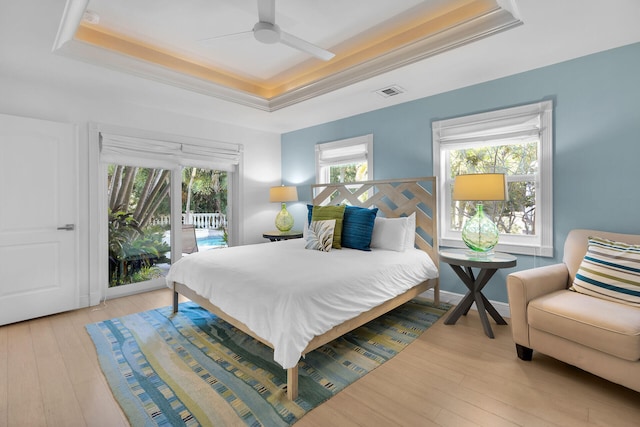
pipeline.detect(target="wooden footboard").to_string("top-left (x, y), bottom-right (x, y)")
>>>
top-left (172, 278), bottom-right (439, 400)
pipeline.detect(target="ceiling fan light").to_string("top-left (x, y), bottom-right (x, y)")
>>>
top-left (253, 22), bottom-right (280, 44)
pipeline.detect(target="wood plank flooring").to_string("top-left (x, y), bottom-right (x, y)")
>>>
top-left (0, 288), bottom-right (638, 426)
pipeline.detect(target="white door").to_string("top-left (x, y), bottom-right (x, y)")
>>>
top-left (0, 114), bottom-right (79, 325)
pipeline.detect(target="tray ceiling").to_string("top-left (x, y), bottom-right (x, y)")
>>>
top-left (54, 0), bottom-right (521, 111)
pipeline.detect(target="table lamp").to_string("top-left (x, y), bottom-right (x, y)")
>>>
top-left (453, 173), bottom-right (507, 253)
top-left (269, 185), bottom-right (298, 232)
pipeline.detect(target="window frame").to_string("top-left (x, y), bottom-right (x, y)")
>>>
top-left (433, 101), bottom-right (553, 256)
top-left (315, 134), bottom-right (373, 185)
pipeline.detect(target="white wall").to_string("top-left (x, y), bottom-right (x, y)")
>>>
top-left (0, 71), bottom-right (282, 307)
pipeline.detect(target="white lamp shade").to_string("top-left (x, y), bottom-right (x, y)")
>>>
top-left (269, 186), bottom-right (298, 203)
top-left (453, 173), bottom-right (507, 201)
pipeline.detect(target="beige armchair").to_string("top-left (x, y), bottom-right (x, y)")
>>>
top-left (507, 229), bottom-right (640, 393)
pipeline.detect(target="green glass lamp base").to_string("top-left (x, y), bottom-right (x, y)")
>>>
top-left (461, 203), bottom-right (499, 253)
top-left (275, 203), bottom-right (294, 232)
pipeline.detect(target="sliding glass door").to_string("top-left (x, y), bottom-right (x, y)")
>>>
top-left (107, 164), bottom-right (171, 288)
top-left (96, 126), bottom-right (242, 299)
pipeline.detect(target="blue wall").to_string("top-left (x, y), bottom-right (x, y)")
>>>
top-left (281, 42), bottom-right (640, 303)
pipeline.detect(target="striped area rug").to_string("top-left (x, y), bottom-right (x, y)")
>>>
top-left (87, 299), bottom-right (450, 426)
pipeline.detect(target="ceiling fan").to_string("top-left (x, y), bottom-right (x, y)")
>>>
top-left (205, 0), bottom-right (335, 61)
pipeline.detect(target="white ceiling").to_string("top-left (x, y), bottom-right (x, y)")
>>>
top-left (84, 0), bottom-right (453, 82)
top-left (58, 0), bottom-right (523, 110)
top-left (2, 1), bottom-right (640, 134)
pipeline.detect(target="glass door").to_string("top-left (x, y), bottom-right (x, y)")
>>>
top-left (107, 164), bottom-right (171, 288)
top-left (96, 126), bottom-right (241, 301)
top-left (182, 167), bottom-right (228, 251)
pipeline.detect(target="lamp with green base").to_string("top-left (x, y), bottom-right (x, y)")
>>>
top-left (269, 185), bottom-right (299, 232)
top-left (453, 173), bottom-right (507, 254)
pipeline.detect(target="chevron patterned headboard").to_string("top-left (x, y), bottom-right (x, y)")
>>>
top-left (311, 177), bottom-right (438, 266)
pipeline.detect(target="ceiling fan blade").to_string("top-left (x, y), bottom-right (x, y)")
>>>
top-left (257, 0), bottom-right (276, 24)
top-left (280, 31), bottom-right (335, 61)
top-left (198, 30), bottom-right (253, 43)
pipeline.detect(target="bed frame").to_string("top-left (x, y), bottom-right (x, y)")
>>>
top-left (172, 177), bottom-right (439, 400)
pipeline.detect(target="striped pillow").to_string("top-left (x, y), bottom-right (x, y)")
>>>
top-left (571, 236), bottom-right (640, 306)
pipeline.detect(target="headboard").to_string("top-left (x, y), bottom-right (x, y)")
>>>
top-left (311, 177), bottom-right (438, 266)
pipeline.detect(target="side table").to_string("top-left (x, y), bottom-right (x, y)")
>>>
top-left (262, 230), bottom-right (303, 242)
top-left (440, 249), bottom-right (517, 338)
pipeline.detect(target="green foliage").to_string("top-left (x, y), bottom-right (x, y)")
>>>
top-left (182, 168), bottom-right (228, 214)
top-left (108, 209), bottom-right (142, 260)
top-left (329, 162), bottom-right (367, 184)
top-left (108, 208), bottom-right (170, 287)
top-left (449, 141), bottom-right (538, 236)
top-left (131, 266), bottom-right (164, 283)
top-left (108, 165), bottom-right (227, 287)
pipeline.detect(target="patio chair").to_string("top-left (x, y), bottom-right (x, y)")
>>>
top-left (181, 224), bottom-right (199, 254)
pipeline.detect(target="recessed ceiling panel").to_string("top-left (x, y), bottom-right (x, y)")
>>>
top-left (54, 0), bottom-right (522, 110)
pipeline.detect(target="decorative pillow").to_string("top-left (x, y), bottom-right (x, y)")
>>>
top-left (404, 212), bottom-right (416, 250)
top-left (570, 236), bottom-right (640, 307)
top-left (306, 204), bottom-right (314, 225)
top-left (341, 205), bottom-right (378, 251)
top-left (370, 215), bottom-right (408, 252)
top-left (305, 220), bottom-right (336, 252)
top-left (311, 205), bottom-right (346, 248)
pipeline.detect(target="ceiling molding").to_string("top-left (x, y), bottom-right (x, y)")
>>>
top-left (53, 0), bottom-right (521, 112)
top-left (268, 7), bottom-right (522, 111)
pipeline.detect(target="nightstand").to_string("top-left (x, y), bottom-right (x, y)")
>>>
top-left (440, 248), bottom-right (517, 338)
top-left (262, 230), bottom-right (303, 242)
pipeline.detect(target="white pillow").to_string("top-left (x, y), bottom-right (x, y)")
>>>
top-left (371, 214), bottom-right (414, 252)
top-left (404, 212), bottom-right (416, 250)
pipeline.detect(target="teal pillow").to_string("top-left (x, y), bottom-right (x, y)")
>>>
top-left (307, 204), bottom-right (314, 225)
top-left (342, 205), bottom-right (378, 251)
top-left (311, 205), bottom-right (346, 248)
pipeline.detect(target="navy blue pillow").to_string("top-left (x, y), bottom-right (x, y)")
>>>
top-left (307, 204), bottom-right (314, 225)
top-left (341, 205), bottom-right (378, 251)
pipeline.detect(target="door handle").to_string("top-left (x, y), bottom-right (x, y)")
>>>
top-left (57, 224), bottom-right (75, 231)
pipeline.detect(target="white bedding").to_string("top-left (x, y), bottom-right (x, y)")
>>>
top-left (166, 239), bottom-right (438, 369)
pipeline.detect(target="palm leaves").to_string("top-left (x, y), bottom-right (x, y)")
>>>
top-left (305, 220), bottom-right (336, 252)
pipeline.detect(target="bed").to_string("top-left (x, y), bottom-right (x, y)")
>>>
top-left (167, 177), bottom-right (440, 400)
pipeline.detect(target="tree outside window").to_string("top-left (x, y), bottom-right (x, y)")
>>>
top-left (315, 134), bottom-right (373, 202)
top-left (449, 141), bottom-right (538, 236)
top-left (434, 101), bottom-right (553, 256)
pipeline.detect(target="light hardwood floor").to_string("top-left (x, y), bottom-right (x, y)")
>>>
top-left (1, 288), bottom-right (638, 427)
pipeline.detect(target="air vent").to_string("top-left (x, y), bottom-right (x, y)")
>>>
top-left (375, 85), bottom-right (405, 98)
top-left (82, 10), bottom-right (100, 24)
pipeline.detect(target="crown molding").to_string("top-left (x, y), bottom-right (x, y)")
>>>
top-left (53, 0), bottom-right (521, 112)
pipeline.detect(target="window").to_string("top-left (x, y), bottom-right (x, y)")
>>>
top-left (316, 134), bottom-right (373, 185)
top-left (433, 101), bottom-right (553, 256)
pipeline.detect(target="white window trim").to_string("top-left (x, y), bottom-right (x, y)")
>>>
top-left (433, 101), bottom-right (553, 256)
top-left (315, 134), bottom-right (373, 185)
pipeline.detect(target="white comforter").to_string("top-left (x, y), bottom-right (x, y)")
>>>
top-left (166, 239), bottom-right (438, 369)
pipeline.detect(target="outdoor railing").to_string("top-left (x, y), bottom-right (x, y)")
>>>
top-left (151, 213), bottom-right (227, 229)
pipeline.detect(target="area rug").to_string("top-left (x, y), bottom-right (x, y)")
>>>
top-left (87, 298), bottom-right (450, 427)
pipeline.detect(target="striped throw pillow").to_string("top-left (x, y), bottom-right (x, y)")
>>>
top-left (571, 236), bottom-right (640, 306)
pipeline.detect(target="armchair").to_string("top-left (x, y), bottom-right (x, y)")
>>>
top-left (507, 229), bottom-right (640, 392)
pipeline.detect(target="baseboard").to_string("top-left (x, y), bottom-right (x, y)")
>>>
top-left (420, 288), bottom-right (511, 318)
